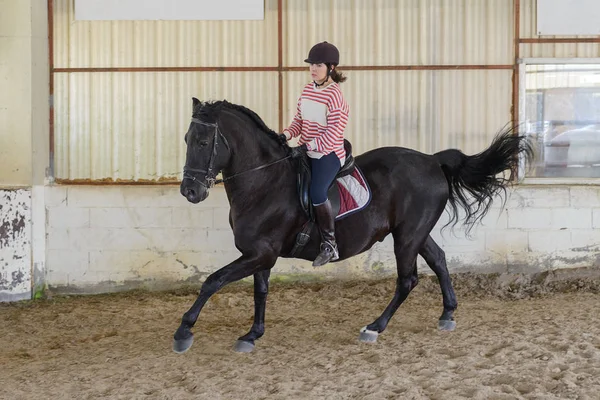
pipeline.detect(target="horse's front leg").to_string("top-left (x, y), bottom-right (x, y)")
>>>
top-left (173, 252), bottom-right (275, 354)
top-left (234, 269), bottom-right (271, 353)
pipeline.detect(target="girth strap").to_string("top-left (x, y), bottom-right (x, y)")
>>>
top-left (288, 220), bottom-right (315, 258)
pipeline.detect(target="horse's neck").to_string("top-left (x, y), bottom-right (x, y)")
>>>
top-left (223, 130), bottom-right (295, 205)
top-left (224, 128), bottom-right (271, 171)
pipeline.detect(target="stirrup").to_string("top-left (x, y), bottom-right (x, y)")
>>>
top-left (312, 241), bottom-right (339, 267)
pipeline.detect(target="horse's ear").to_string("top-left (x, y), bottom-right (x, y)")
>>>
top-left (192, 97), bottom-right (200, 109)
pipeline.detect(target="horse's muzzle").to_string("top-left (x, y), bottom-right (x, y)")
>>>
top-left (180, 182), bottom-right (208, 204)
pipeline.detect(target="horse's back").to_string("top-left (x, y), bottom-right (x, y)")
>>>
top-left (355, 146), bottom-right (446, 183)
top-left (351, 145), bottom-right (449, 210)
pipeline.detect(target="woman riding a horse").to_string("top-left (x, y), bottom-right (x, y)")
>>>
top-left (282, 41), bottom-right (350, 267)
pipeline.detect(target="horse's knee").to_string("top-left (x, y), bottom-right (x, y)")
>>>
top-left (395, 266), bottom-right (419, 294)
top-left (254, 288), bottom-right (268, 301)
top-left (254, 277), bottom-right (270, 296)
top-left (396, 275), bottom-right (413, 291)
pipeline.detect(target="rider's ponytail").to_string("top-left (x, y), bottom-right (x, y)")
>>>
top-left (330, 68), bottom-right (347, 83)
top-left (327, 64), bottom-right (347, 84)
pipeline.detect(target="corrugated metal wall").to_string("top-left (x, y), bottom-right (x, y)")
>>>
top-left (52, 0), bottom-right (279, 180)
top-left (54, 71), bottom-right (278, 180)
top-left (52, 0), bottom-right (599, 181)
top-left (53, 0), bottom-right (515, 181)
top-left (53, 0), bottom-right (279, 68)
top-left (282, 0), bottom-right (514, 156)
top-left (283, 0), bottom-right (513, 66)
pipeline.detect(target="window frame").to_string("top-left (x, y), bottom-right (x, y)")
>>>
top-left (518, 57), bottom-right (600, 185)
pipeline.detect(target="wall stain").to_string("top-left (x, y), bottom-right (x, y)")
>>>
top-left (0, 189), bottom-right (31, 297)
top-left (0, 220), bottom-right (11, 248)
top-left (176, 258), bottom-right (202, 276)
top-left (12, 215), bottom-right (25, 236)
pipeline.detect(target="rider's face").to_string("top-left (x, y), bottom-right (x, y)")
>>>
top-left (310, 63), bottom-right (329, 83)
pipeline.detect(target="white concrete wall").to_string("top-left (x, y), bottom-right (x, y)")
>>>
top-left (44, 184), bottom-right (600, 293)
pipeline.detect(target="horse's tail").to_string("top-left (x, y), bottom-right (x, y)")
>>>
top-left (433, 124), bottom-right (534, 235)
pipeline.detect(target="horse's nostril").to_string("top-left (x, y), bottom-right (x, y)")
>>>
top-left (186, 188), bottom-right (196, 197)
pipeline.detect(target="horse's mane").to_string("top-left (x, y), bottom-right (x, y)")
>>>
top-left (193, 100), bottom-right (285, 146)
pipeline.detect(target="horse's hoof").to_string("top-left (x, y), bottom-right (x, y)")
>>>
top-left (438, 319), bottom-right (456, 331)
top-left (359, 326), bottom-right (379, 343)
top-left (234, 340), bottom-right (255, 353)
top-left (173, 335), bottom-right (194, 354)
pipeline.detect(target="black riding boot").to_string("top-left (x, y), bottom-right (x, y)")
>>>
top-left (313, 199), bottom-right (339, 267)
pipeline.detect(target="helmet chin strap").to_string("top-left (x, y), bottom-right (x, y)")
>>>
top-left (314, 67), bottom-right (332, 87)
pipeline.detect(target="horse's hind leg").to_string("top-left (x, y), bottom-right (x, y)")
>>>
top-left (234, 269), bottom-right (271, 353)
top-left (358, 227), bottom-right (422, 343)
top-left (419, 235), bottom-right (458, 331)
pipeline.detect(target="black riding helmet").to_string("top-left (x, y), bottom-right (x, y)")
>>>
top-left (304, 41), bottom-right (340, 65)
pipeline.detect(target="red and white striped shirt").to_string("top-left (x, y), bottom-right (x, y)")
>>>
top-left (284, 82), bottom-right (349, 165)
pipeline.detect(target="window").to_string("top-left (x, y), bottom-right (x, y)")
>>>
top-left (520, 60), bottom-right (600, 179)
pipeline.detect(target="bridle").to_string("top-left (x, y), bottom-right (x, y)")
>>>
top-left (182, 117), bottom-right (290, 188)
top-left (182, 118), bottom-right (229, 189)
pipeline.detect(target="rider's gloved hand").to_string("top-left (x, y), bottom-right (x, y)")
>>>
top-left (277, 133), bottom-right (288, 146)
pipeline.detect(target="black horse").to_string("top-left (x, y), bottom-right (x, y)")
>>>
top-left (174, 98), bottom-right (533, 353)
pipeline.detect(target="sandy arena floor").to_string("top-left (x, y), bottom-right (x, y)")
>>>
top-left (1, 272), bottom-right (600, 400)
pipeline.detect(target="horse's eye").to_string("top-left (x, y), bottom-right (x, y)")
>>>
top-left (199, 141), bottom-right (209, 148)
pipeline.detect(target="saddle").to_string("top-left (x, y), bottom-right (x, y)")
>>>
top-left (297, 139), bottom-right (355, 221)
top-left (289, 140), bottom-right (355, 257)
